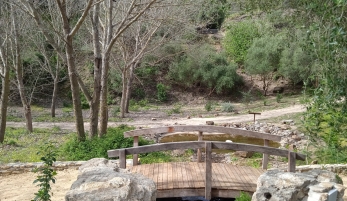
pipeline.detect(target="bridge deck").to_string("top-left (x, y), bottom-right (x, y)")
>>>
top-left (130, 162), bottom-right (265, 198)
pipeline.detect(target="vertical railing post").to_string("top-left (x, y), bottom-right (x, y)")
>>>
top-left (262, 139), bottom-right (269, 170)
top-left (119, 149), bottom-right (126, 169)
top-left (133, 136), bottom-right (139, 166)
top-left (288, 151), bottom-right (296, 172)
top-left (197, 131), bottom-right (203, 162)
top-left (205, 142), bottom-right (212, 200)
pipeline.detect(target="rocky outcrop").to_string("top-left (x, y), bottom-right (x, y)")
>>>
top-left (252, 169), bottom-right (345, 201)
top-left (65, 158), bottom-right (156, 201)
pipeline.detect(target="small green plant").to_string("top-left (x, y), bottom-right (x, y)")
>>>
top-left (205, 101), bottom-right (213, 112)
top-left (111, 106), bottom-right (120, 117)
top-left (235, 191), bottom-right (252, 201)
top-left (241, 90), bottom-right (253, 108)
top-left (32, 142), bottom-right (58, 201)
top-left (157, 83), bottom-right (168, 102)
top-left (276, 93), bottom-right (283, 103)
top-left (220, 102), bottom-right (234, 112)
top-left (167, 104), bottom-right (182, 115)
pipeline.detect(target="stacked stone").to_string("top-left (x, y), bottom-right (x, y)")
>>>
top-left (221, 120), bottom-right (307, 151)
top-left (0, 161), bottom-right (86, 176)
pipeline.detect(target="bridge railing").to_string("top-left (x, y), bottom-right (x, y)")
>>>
top-left (122, 125), bottom-right (282, 169)
top-left (107, 141), bottom-right (306, 200)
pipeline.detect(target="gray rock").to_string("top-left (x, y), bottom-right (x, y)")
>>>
top-left (252, 169), bottom-right (345, 201)
top-left (65, 158), bottom-right (156, 201)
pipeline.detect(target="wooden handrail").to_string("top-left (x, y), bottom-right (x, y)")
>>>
top-left (107, 141), bottom-right (306, 170)
top-left (124, 125), bottom-right (282, 166)
top-left (108, 141), bottom-right (306, 200)
top-left (124, 125), bottom-right (282, 141)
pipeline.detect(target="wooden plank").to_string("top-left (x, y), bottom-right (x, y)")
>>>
top-left (157, 189), bottom-right (205, 198)
top-left (197, 131), bottom-right (203, 162)
top-left (119, 149), bottom-right (126, 169)
top-left (205, 142), bottom-right (212, 200)
top-left (241, 166), bottom-right (260, 191)
top-left (123, 125), bottom-right (282, 141)
top-left (133, 136), bottom-right (139, 166)
top-left (288, 151), bottom-right (296, 172)
top-left (185, 162), bottom-right (194, 188)
top-left (218, 163), bottom-right (232, 189)
top-left (164, 163), bottom-right (169, 190)
top-left (166, 163), bottom-right (173, 190)
top-left (232, 165), bottom-right (253, 192)
top-left (262, 139), bottom-right (269, 170)
top-left (196, 162), bottom-right (205, 188)
top-left (172, 162), bottom-right (179, 190)
top-left (212, 163), bottom-right (225, 188)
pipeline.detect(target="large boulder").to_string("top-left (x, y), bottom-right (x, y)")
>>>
top-left (65, 158), bottom-right (156, 201)
top-left (252, 169), bottom-right (345, 201)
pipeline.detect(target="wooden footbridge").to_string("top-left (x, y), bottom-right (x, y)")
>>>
top-left (108, 125), bottom-right (306, 200)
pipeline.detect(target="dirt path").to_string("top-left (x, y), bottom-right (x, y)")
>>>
top-left (6, 104), bottom-right (306, 130)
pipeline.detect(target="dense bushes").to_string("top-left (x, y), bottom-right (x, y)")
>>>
top-left (168, 44), bottom-right (242, 94)
top-left (223, 21), bottom-right (260, 65)
top-left (59, 125), bottom-right (151, 161)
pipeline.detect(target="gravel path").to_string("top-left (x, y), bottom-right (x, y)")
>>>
top-left (6, 104), bottom-right (306, 131)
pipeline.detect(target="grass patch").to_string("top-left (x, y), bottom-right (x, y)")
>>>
top-left (0, 127), bottom-right (65, 163)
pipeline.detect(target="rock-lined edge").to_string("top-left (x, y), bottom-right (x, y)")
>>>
top-left (0, 159), bottom-right (136, 176)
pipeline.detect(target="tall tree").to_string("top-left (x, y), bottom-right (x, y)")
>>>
top-left (0, 3), bottom-right (11, 143)
top-left (11, 4), bottom-right (33, 132)
top-left (20, 0), bottom-right (95, 140)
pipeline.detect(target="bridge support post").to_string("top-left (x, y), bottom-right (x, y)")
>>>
top-left (133, 136), bottom-right (138, 166)
top-left (262, 139), bottom-right (269, 170)
top-left (288, 151), bottom-right (296, 172)
top-left (205, 142), bottom-right (212, 200)
top-left (119, 149), bottom-right (126, 169)
top-left (197, 131), bottom-right (203, 162)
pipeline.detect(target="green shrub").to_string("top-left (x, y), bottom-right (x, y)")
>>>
top-left (157, 83), bottom-right (168, 102)
top-left (220, 102), bottom-right (234, 112)
top-left (140, 152), bottom-right (172, 164)
top-left (167, 104), bottom-right (182, 115)
top-left (276, 93), bottom-right (283, 103)
top-left (32, 142), bottom-right (57, 201)
top-left (205, 101), bottom-right (213, 112)
top-left (223, 21), bottom-right (260, 65)
top-left (168, 44), bottom-right (242, 94)
top-left (241, 91), bottom-right (253, 107)
top-left (80, 93), bottom-right (90, 109)
top-left (111, 106), bottom-right (120, 117)
top-left (235, 191), bottom-right (252, 201)
top-left (59, 126), bottom-right (151, 161)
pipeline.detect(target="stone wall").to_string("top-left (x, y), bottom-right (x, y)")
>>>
top-left (0, 161), bottom-right (86, 176)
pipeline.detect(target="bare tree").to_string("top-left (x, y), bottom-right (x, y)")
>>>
top-left (11, 4), bottom-right (33, 132)
top-left (114, 0), bottom-right (203, 117)
top-left (0, 4), bottom-right (11, 143)
top-left (19, 0), bottom-right (95, 140)
top-left (89, 0), bottom-right (159, 136)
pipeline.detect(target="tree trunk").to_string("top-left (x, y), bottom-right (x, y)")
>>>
top-left (99, 0), bottom-right (113, 136)
top-left (12, 5), bottom-right (33, 132)
top-left (65, 35), bottom-right (85, 140)
top-left (120, 69), bottom-right (128, 118)
top-left (0, 56), bottom-right (10, 143)
top-left (99, 55), bottom-right (110, 136)
top-left (125, 64), bottom-right (135, 113)
top-left (51, 76), bottom-right (59, 117)
top-left (89, 3), bottom-right (102, 138)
